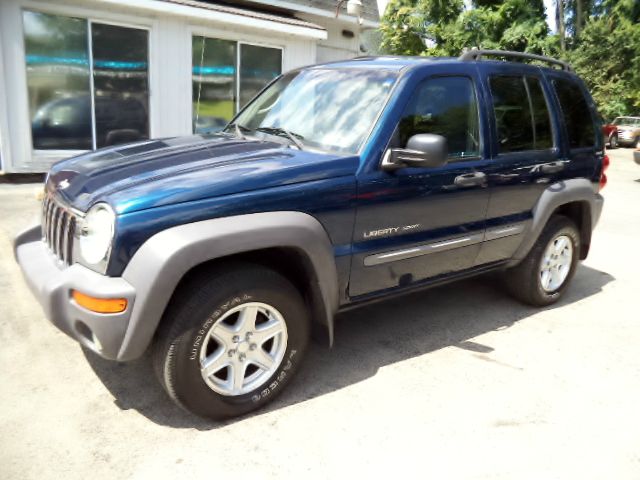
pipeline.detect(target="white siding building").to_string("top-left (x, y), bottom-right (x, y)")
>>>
top-left (0, 0), bottom-right (379, 172)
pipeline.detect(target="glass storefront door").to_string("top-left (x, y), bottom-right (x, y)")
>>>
top-left (23, 10), bottom-right (149, 151)
top-left (192, 36), bottom-right (282, 134)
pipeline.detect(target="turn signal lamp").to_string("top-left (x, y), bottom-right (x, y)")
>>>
top-left (72, 290), bottom-right (127, 314)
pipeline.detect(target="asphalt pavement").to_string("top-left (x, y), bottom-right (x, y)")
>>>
top-left (1, 147), bottom-right (638, 479)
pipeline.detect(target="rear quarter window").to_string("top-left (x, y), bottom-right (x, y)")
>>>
top-left (489, 76), bottom-right (554, 153)
top-left (552, 78), bottom-right (596, 149)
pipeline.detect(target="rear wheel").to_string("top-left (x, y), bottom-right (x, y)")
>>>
top-left (504, 215), bottom-right (580, 306)
top-left (153, 263), bottom-right (310, 420)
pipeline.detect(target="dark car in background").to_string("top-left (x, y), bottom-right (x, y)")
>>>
top-left (31, 95), bottom-right (148, 150)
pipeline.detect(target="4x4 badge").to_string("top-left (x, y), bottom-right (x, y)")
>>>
top-left (57, 179), bottom-right (70, 190)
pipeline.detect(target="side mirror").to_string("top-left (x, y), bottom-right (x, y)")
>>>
top-left (382, 133), bottom-right (448, 171)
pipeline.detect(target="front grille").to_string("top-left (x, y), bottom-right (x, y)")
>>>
top-left (618, 128), bottom-right (632, 138)
top-left (42, 195), bottom-right (78, 266)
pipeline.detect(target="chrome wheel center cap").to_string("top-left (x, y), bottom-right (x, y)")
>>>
top-left (236, 341), bottom-right (250, 353)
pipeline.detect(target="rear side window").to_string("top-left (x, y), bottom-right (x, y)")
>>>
top-left (527, 78), bottom-right (553, 149)
top-left (489, 76), bottom-right (554, 153)
top-left (398, 76), bottom-right (480, 159)
top-left (553, 78), bottom-right (596, 148)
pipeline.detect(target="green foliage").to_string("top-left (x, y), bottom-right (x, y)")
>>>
top-left (566, 0), bottom-right (640, 117)
top-left (379, 0), bottom-right (640, 117)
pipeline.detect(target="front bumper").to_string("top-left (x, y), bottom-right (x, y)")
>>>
top-left (14, 225), bottom-right (136, 360)
top-left (617, 131), bottom-right (637, 144)
top-left (634, 150), bottom-right (640, 165)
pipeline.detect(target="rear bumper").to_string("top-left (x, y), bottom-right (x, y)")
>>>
top-left (14, 225), bottom-right (136, 360)
top-left (593, 193), bottom-right (604, 227)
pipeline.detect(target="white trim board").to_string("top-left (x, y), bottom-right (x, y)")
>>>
top-left (91, 0), bottom-right (328, 39)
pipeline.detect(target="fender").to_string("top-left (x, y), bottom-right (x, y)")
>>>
top-left (508, 178), bottom-right (603, 266)
top-left (116, 211), bottom-right (339, 361)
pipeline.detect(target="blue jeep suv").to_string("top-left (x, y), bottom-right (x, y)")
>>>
top-left (15, 50), bottom-right (607, 420)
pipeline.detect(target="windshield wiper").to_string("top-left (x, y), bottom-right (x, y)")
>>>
top-left (256, 126), bottom-right (305, 150)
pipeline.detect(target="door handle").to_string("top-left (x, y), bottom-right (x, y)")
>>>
top-left (540, 161), bottom-right (567, 174)
top-left (454, 172), bottom-right (487, 187)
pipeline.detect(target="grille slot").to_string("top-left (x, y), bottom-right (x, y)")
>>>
top-left (42, 195), bottom-right (77, 266)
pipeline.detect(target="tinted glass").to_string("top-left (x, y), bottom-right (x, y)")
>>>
top-left (526, 77), bottom-right (553, 149)
top-left (91, 23), bottom-right (149, 148)
top-left (399, 76), bottom-right (480, 158)
top-left (192, 36), bottom-right (236, 134)
top-left (553, 78), bottom-right (596, 148)
top-left (239, 44), bottom-right (282, 109)
top-left (23, 11), bottom-right (92, 150)
top-left (233, 69), bottom-right (397, 154)
top-left (490, 76), bottom-right (534, 152)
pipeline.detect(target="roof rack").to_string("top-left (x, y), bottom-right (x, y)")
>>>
top-left (459, 48), bottom-right (572, 72)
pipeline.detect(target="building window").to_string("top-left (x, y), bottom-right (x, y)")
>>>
top-left (23, 10), bottom-right (149, 151)
top-left (192, 36), bottom-right (282, 134)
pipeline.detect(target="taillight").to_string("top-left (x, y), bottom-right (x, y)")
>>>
top-left (599, 154), bottom-right (610, 191)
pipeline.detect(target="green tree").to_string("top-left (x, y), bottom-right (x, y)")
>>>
top-left (566, 0), bottom-right (640, 117)
top-left (380, 0), bottom-right (640, 116)
top-left (380, 0), bottom-right (550, 56)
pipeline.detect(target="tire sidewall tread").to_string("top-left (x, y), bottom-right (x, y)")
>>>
top-left (153, 263), bottom-right (310, 420)
top-left (505, 215), bottom-right (580, 307)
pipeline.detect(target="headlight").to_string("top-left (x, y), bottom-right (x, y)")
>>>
top-left (79, 203), bottom-right (115, 266)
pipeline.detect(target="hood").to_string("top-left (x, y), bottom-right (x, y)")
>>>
top-left (47, 134), bottom-right (359, 214)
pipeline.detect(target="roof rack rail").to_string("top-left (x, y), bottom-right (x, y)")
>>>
top-left (459, 48), bottom-right (572, 72)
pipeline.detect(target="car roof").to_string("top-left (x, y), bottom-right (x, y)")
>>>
top-left (308, 55), bottom-right (575, 76)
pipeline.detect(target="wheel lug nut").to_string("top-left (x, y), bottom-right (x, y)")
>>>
top-left (245, 332), bottom-right (253, 340)
top-left (232, 335), bottom-right (240, 343)
top-left (239, 353), bottom-right (246, 361)
top-left (249, 343), bottom-right (257, 351)
top-left (228, 349), bottom-right (236, 357)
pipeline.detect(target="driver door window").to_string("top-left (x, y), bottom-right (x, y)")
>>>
top-left (397, 76), bottom-right (480, 159)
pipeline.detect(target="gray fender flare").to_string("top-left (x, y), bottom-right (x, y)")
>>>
top-left (117, 211), bottom-right (339, 361)
top-left (509, 178), bottom-right (602, 265)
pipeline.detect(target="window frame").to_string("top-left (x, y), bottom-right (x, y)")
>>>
top-left (21, 7), bottom-right (152, 155)
top-left (189, 27), bottom-right (285, 132)
top-left (550, 76), bottom-right (599, 152)
top-left (488, 74), bottom-right (557, 156)
top-left (391, 74), bottom-right (484, 164)
top-left (17, 2), bottom-right (157, 158)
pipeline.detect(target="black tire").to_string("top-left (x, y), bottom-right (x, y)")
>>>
top-left (504, 215), bottom-right (580, 307)
top-left (609, 134), bottom-right (618, 149)
top-left (153, 263), bottom-right (310, 420)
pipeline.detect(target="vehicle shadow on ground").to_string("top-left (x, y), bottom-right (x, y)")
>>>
top-left (84, 264), bottom-right (614, 430)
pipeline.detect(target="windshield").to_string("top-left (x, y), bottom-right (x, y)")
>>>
top-left (229, 68), bottom-right (398, 154)
top-left (613, 117), bottom-right (639, 126)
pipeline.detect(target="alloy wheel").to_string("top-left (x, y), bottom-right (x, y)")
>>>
top-left (539, 234), bottom-right (573, 292)
top-left (199, 302), bottom-right (288, 396)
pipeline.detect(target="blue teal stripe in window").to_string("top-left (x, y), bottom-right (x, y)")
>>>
top-left (26, 54), bottom-right (147, 70)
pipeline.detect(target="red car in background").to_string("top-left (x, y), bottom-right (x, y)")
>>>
top-left (602, 119), bottom-right (619, 148)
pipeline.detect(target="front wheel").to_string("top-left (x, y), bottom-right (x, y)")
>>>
top-left (153, 263), bottom-right (310, 420)
top-left (504, 215), bottom-right (580, 306)
top-left (609, 134), bottom-right (618, 149)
